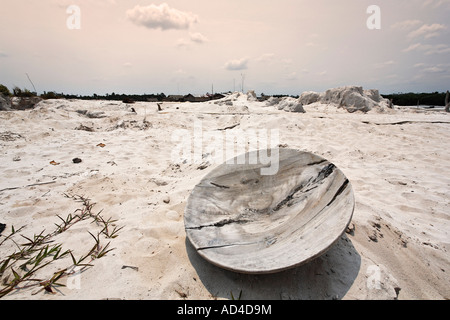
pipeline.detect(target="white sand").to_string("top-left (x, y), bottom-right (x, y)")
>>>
top-left (0, 95), bottom-right (449, 300)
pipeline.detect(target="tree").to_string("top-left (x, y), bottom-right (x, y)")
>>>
top-left (41, 91), bottom-right (60, 100)
top-left (13, 86), bottom-right (22, 97)
top-left (12, 87), bottom-right (35, 98)
top-left (0, 84), bottom-right (11, 96)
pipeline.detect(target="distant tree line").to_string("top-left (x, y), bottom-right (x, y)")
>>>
top-left (382, 92), bottom-right (447, 106)
top-left (0, 84), bottom-right (228, 103)
top-left (0, 84), bottom-right (446, 106)
top-left (39, 91), bottom-right (170, 102)
top-left (0, 84), bottom-right (169, 102)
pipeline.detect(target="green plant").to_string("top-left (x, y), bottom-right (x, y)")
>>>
top-left (41, 91), bottom-right (61, 100)
top-left (0, 194), bottom-right (123, 298)
top-left (0, 84), bottom-right (11, 97)
top-left (12, 86), bottom-right (36, 98)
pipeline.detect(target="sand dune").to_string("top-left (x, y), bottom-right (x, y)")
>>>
top-left (0, 94), bottom-right (449, 300)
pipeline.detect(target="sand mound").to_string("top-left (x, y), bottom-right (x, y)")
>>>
top-left (299, 86), bottom-right (392, 113)
top-left (264, 96), bottom-right (305, 113)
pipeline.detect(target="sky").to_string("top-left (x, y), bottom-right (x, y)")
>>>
top-left (0, 0), bottom-right (449, 96)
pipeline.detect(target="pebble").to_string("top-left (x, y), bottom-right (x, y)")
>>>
top-left (162, 195), bottom-right (170, 204)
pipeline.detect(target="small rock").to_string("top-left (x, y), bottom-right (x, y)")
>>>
top-left (13, 156), bottom-right (21, 162)
top-left (72, 158), bottom-right (82, 164)
top-left (372, 222), bottom-right (381, 230)
top-left (0, 131), bottom-right (23, 142)
top-left (394, 287), bottom-right (401, 299)
top-left (75, 124), bottom-right (94, 132)
top-left (345, 222), bottom-right (355, 235)
top-left (197, 161), bottom-right (210, 170)
top-left (162, 195), bottom-right (170, 204)
top-left (85, 111), bottom-right (107, 119)
top-left (121, 265), bottom-right (139, 272)
top-left (175, 290), bottom-right (187, 298)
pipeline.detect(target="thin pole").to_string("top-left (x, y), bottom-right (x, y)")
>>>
top-left (26, 73), bottom-right (37, 93)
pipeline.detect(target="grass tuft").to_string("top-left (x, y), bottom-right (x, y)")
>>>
top-left (0, 194), bottom-right (123, 298)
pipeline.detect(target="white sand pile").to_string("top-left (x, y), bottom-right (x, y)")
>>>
top-left (298, 86), bottom-right (392, 113)
top-left (0, 92), bottom-right (449, 300)
top-left (265, 96), bottom-right (305, 113)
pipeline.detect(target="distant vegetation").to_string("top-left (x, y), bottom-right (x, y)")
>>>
top-left (382, 92), bottom-right (447, 106)
top-left (0, 84), bottom-right (11, 97)
top-left (12, 87), bottom-right (36, 98)
top-left (0, 85), bottom-right (168, 102)
top-left (0, 84), bottom-right (446, 106)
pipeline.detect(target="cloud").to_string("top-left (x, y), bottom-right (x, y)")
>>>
top-left (176, 38), bottom-right (190, 48)
top-left (123, 62), bottom-right (132, 68)
top-left (0, 51), bottom-right (7, 58)
top-left (408, 23), bottom-right (446, 39)
top-left (126, 3), bottom-right (198, 30)
top-left (425, 44), bottom-right (450, 54)
top-left (422, 66), bottom-right (445, 73)
top-left (224, 58), bottom-right (249, 71)
top-left (174, 69), bottom-right (186, 75)
top-left (413, 63), bottom-right (427, 68)
top-left (403, 43), bottom-right (450, 54)
top-left (403, 43), bottom-right (423, 52)
top-left (413, 63), bottom-right (448, 79)
top-left (391, 20), bottom-right (422, 30)
top-left (256, 53), bottom-right (275, 62)
top-left (374, 60), bottom-right (395, 69)
top-left (423, 0), bottom-right (450, 9)
top-left (189, 32), bottom-right (208, 43)
top-left (176, 33), bottom-right (208, 48)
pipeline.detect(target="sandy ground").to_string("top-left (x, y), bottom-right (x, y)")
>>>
top-left (0, 94), bottom-right (449, 300)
